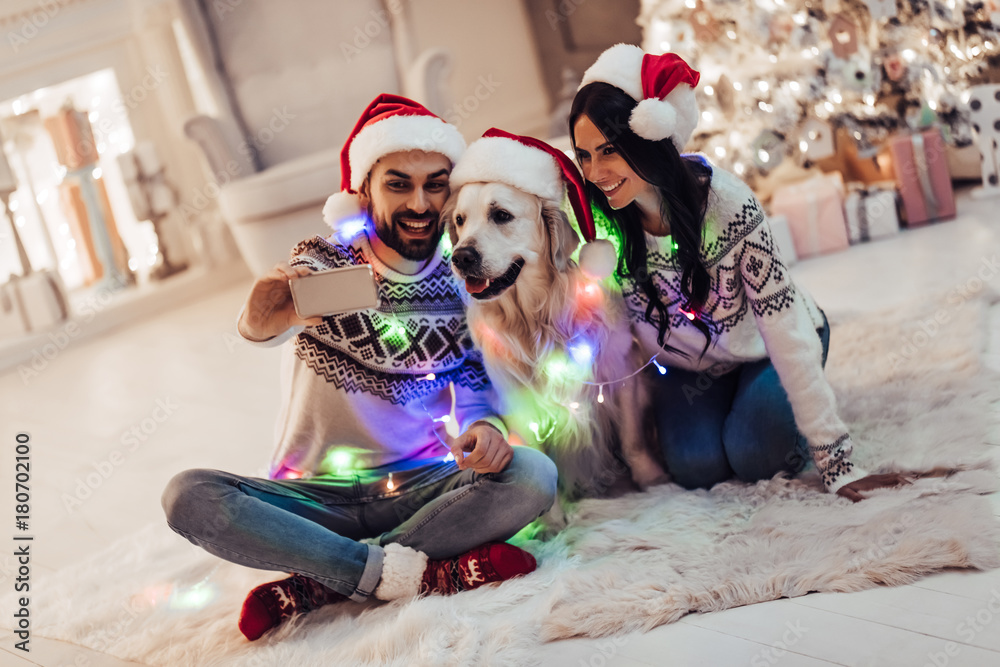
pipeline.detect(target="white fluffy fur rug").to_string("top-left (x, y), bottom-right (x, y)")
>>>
top-left (10, 294), bottom-right (1000, 667)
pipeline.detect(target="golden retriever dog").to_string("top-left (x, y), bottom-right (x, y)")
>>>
top-left (444, 131), bottom-right (668, 503)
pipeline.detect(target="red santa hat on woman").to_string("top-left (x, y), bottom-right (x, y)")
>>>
top-left (322, 94), bottom-right (466, 230)
top-left (579, 44), bottom-right (701, 151)
top-left (450, 128), bottom-right (617, 279)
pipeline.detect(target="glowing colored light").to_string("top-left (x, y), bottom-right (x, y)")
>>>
top-left (902, 49), bottom-right (916, 62)
top-left (529, 422), bottom-right (541, 440)
top-left (680, 307), bottom-right (697, 321)
top-left (652, 359), bottom-right (667, 375)
top-left (92, 167), bottom-right (103, 179)
top-left (443, 451), bottom-right (455, 462)
top-left (702, 111), bottom-right (713, 123)
top-left (169, 583), bottom-right (216, 610)
top-left (336, 215), bottom-right (368, 241)
top-left (799, 140), bottom-right (809, 152)
top-left (386, 473), bottom-right (395, 491)
top-left (715, 146), bottom-right (727, 158)
top-left (568, 341), bottom-right (594, 366)
top-left (569, 401), bottom-right (580, 410)
top-left (704, 85), bottom-right (714, 96)
top-left (732, 81), bottom-right (742, 91)
top-left (546, 357), bottom-right (570, 379)
top-left (323, 448), bottom-right (355, 472)
top-left (789, 81), bottom-right (800, 92)
top-left (424, 373), bottom-right (436, 381)
top-left (434, 414), bottom-right (451, 423)
top-left (597, 386), bottom-right (605, 404)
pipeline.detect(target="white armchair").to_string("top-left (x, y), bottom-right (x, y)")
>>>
top-left (177, 0), bottom-right (454, 275)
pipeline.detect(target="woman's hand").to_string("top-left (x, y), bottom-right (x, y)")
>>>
top-left (836, 473), bottom-right (912, 502)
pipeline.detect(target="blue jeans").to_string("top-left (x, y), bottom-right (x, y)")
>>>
top-left (161, 447), bottom-right (557, 601)
top-left (650, 313), bottom-right (830, 490)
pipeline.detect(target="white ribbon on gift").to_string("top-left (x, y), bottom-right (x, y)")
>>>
top-left (911, 133), bottom-right (939, 221)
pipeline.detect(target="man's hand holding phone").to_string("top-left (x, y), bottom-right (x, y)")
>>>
top-left (238, 263), bottom-right (325, 342)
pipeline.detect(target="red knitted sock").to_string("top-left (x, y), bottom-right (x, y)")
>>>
top-left (238, 573), bottom-right (347, 641)
top-left (420, 542), bottom-right (536, 596)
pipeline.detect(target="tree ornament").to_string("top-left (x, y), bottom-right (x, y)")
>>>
top-left (799, 118), bottom-right (836, 160)
top-left (882, 52), bottom-right (907, 83)
top-left (751, 129), bottom-right (786, 171)
top-left (715, 73), bottom-right (738, 118)
top-left (829, 14), bottom-right (860, 60)
top-left (864, 0), bottom-right (897, 20)
top-left (768, 12), bottom-right (796, 46)
top-left (690, 2), bottom-right (721, 44)
top-left (839, 52), bottom-right (880, 93)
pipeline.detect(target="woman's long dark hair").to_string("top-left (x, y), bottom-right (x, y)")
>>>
top-left (569, 81), bottom-right (713, 356)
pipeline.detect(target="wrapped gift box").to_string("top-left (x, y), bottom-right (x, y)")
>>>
top-left (769, 173), bottom-right (850, 259)
top-left (888, 128), bottom-right (956, 226)
top-left (815, 125), bottom-right (895, 185)
top-left (43, 108), bottom-right (99, 170)
top-left (844, 183), bottom-right (900, 244)
top-left (767, 214), bottom-right (799, 266)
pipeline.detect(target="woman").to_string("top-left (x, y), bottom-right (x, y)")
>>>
top-left (570, 44), bottom-right (905, 500)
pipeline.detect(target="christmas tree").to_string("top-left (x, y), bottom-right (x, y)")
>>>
top-left (637, 0), bottom-right (1000, 187)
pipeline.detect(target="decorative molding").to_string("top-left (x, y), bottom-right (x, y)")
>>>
top-left (0, 0), bottom-right (101, 29)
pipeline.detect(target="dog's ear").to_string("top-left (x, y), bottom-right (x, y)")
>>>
top-left (441, 188), bottom-right (461, 248)
top-left (542, 200), bottom-right (581, 271)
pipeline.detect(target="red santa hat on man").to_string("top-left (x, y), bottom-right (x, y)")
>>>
top-left (450, 128), bottom-right (617, 279)
top-left (579, 44), bottom-right (701, 152)
top-left (322, 94), bottom-right (466, 230)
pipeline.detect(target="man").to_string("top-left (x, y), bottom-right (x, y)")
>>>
top-left (161, 95), bottom-right (557, 641)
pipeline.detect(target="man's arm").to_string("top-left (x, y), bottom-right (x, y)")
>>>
top-left (237, 263), bottom-right (324, 343)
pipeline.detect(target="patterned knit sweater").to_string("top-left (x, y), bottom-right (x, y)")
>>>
top-left (238, 231), bottom-right (505, 478)
top-left (617, 162), bottom-right (867, 493)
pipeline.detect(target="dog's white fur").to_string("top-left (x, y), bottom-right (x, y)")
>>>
top-left (445, 182), bottom-right (668, 502)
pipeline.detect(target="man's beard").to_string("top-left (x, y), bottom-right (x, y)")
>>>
top-left (370, 206), bottom-right (443, 261)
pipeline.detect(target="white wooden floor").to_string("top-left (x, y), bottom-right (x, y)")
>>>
top-left (1, 187), bottom-right (999, 666)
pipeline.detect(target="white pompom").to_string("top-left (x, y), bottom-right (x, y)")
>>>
top-left (579, 239), bottom-right (617, 279)
top-left (629, 98), bottom-right (677, 142)
top-left (322, 191), bottom-right (363, 230)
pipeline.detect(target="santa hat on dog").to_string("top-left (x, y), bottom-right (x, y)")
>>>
top-left (579, 44), bottom-right (700, 151)
top-left (450, 128), bottom-right (617, 279)
top-left (322, 94), bottom-right (466, 230)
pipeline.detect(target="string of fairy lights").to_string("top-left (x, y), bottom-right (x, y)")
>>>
top-left (305, 208), bottom-right (699, 489)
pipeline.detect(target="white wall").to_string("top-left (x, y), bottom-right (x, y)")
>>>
top-left (404, 0), bottom-right (551, 141)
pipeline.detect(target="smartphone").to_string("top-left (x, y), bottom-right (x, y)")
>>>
top-left (289, 264), bottom-right (381, 319)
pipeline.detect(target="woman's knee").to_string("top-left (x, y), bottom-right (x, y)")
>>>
top-left (723, 425), bottom-right (802, 483)
top-left (669, 452), bottom-right (733, 490)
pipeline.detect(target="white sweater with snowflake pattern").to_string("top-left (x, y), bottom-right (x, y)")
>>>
top-left (619, 162), bottom-right (867, 493)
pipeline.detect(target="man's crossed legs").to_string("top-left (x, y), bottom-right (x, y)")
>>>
top-left (161, 447), bottom-right (557, 639)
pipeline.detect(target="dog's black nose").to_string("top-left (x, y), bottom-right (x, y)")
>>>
top-left (452, 246), bottom-right (481, 273)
